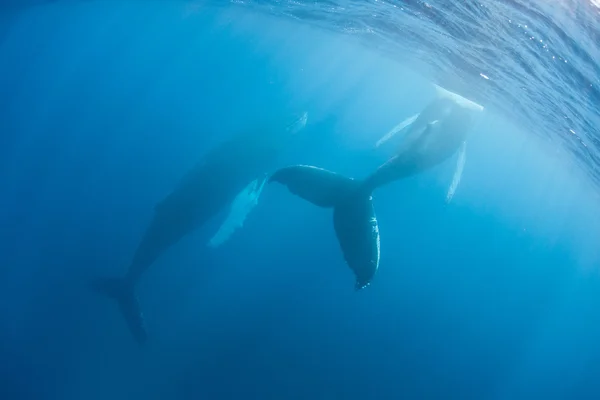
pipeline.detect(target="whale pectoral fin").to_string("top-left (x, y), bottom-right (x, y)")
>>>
top-left (286, 111), bottom-right (308, 135)
top-left (208, 175), bottom-right (268, 248)
top-left (375, 113), bottom-right (420, 148)
top-left (446, 141), bottom-right (467, 203)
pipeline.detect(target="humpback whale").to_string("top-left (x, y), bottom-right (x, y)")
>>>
top-left (91, 112), bottom-right (308, 343)
top-left (377, 85), bottom-right (484, 202)
top-left (270, 90), bottom-right (483, 289)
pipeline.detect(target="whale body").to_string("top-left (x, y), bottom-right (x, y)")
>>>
top-left (271, 89), bottom-right (483, 288)
top-left (91, 112), bottom-right (308, 343)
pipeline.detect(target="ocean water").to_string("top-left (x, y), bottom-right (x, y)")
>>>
top-left (1, 1), bottom-right (600, 399)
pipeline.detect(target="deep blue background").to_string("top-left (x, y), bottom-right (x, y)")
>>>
top-left (2, 2), bottom-right (600, 399)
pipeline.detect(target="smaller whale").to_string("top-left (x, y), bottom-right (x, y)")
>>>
top-left (270, 92), bottom-right (483, 289)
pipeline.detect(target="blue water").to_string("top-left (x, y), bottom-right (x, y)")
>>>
top-left (1, 1), bottom-right (600, 399)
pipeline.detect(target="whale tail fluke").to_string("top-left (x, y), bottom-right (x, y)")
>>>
top-left (270, 165), bottom-right (380, 289)
top-left (269, 165), bottom-right (363, 208)
top-left (90, 277), bottom-right (147, 344)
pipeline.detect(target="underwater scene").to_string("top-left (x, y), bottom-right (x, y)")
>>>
top-left (1, 0), bottom-right (600, 399)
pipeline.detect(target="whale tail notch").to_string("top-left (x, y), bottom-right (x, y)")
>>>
top-left (90, 277), bottom-right (147, 344)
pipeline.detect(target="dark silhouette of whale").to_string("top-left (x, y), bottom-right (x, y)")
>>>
top-left (91, 112), bottom-right (307, 343)
top-left (270, 102), bottom-right (475, 289)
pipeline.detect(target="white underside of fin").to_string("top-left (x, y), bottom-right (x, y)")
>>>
top-left (446, 141), bottom-right (467, 203)
top-left (208, 175), bottom-right (268, 248)
top-left (375, 113), bottom-right (420, 148)
top-left (287, 111), bottom-right (308, 135)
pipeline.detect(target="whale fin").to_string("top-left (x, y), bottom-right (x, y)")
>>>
top-left (208, 175), bottom-right (268, 248)
top-left (270, 165), bottom-right (380, 288)
top-left (90, 278), bottom-right (147, 344)
top-left (333, 193), bottom-right (380, 290)
top-left (446, 141), bottom-right (467, 203)
top-left (286, 111), bottom-right (308, 135)
top-left (375, 113), bottom-right (420, 148)
top-left (269, 165), bottom-right (360, 208)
